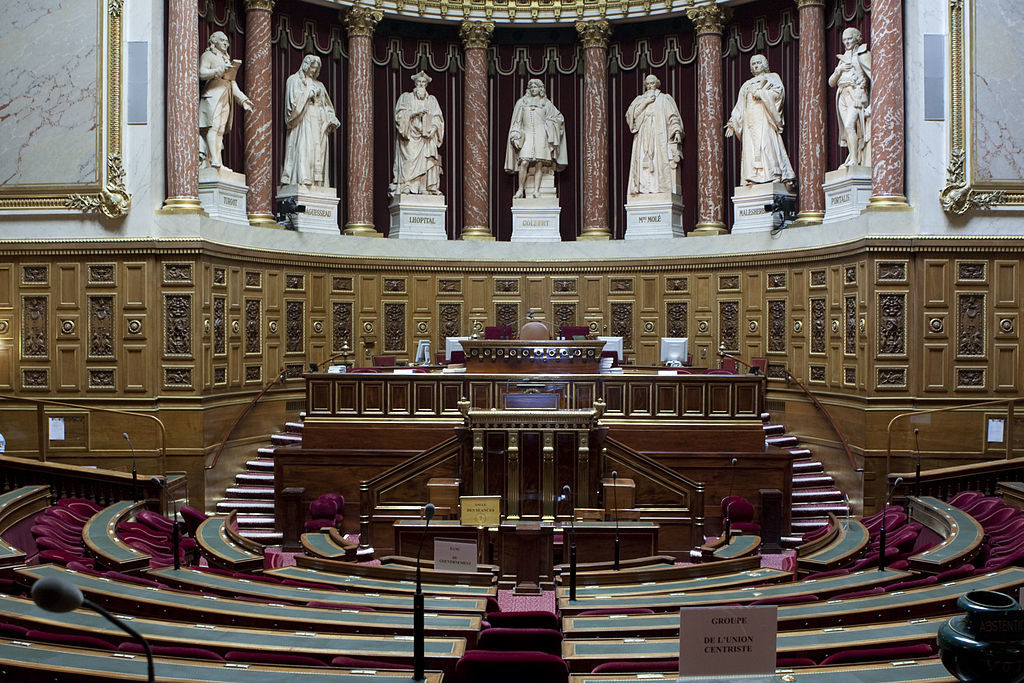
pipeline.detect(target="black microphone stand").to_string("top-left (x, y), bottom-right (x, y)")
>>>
top-left (611, 471), bottom-right (620, 570)
top-left (123, 432), bottom-right (138, 502)
top-left (878, 476), bottom-right (903, 572)
top-left (562, 485), bottom-right (577, 602)
top-left (724, 457), bottom-right (738, 544)
top-left (413, 503), bottom-right (435, 682)
top-left (914, 428), bottom-right (921, 497)
top-left (151, 476), bottom-right (180, 570)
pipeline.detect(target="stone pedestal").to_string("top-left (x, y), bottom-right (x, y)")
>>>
top-left (389, 194), bottom-right (448, 240)
top-left (275, 185), bottom-right (341, 234)
top-left (823, 166), bottom-right (872, 224)
top-left (624, 193), bottom-right (685, 240)
top-left (731, 182), bottom-right (794, 234)
top-left (199, 167), bottom-right (249, 225)
top-left (511, 198), bottom-right (561, 242)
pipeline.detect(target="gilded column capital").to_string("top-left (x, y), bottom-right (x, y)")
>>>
top-left (687, 5), bottom-right (730, 35)
top-left (244, 0), bottom-right (274, 11)
top-left (795, 0), bottom-right (825, 8)
top-left (575, 19), bottom-right (612, 48)
top-left (459, 20), bottom-right (495, 49)
top-left (344, 6), bottom-right (382, 37)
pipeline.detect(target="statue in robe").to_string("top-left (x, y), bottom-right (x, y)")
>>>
top-left (725, 54), bottom-right (796, 187)
top-left (198, 31), bottom-right (253, 171)
top-left (390, 71), bottom-right (445, 196)
top-left (829, 27), bottom-right (872, 167)
top-left (626, 74), bottom-right (684, 195)
top-left (504, 79), bottom-right (568, 199)
top-left (280, 55), bottom-right (340, 187)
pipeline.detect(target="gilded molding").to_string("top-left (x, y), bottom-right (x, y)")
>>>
top-left (795, 0), bottom-right (824, 8)
top-left (575, 19), bottom-right (612, 48)
top-left (66, 154), bottom-right (132, 218)
top-left (460, 20), bottom-right (494, 48)
top-left (687, 5), bottom-right (729, 35)
top-left (940, 150), bottom-right (1007, 214)
top-left (244, 0), bottom-right (275, 11)
top-left (344, 6), bottom-right (382, 36)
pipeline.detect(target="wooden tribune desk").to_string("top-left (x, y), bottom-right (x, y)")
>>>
top-left (460, 339), bottom-right (606, 374)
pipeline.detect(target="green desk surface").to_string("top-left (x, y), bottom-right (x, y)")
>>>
top-left (562, 616), bottom-right (947, 669)
top-left (302, 532), bottom-right (351, 558)
top-left (197, 517), bottom-right (262, 563)
top-left (563, 568), bottom-right (1024, 636)
top-left (19, 565), bottom-right (480, 639)
top-left (712, 534), bottom-right (760, 558)
top-left (909, 496), bottom-right (983, 564)
top-left (800, 519), bottom-right (869, 565)
top-left (82, 500), bottom-right (148, 567)
top-left (150, 566), bottom-right (487, 613)
top-left (556, 568), bottom-right (789, 599)
top-left (558, 568), bottom-right (910, 614)
top-left (0, 485), bottom-right (48, 558)
top-left (0, 640), bottom-right (444, 682)
top-left (568, 659), bottom-right (955, 682)
top-left (0, 485), bottom-right (47, 509)
top-left (0, 593), bottom-right (465, 659)
top-left (268, 565), bottom-right (497, 597)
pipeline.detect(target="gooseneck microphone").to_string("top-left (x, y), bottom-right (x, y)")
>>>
top-left (123, 432), bottom-right (138, 502)
top-left (562, 484), bottom-right (577, 602)
top-left (150, 476), bottom-right (181, 570)
top-left (611, 471), bottom-right (620, 570)
top-left (724, 458), bottom-right (738, 543)
top-left (878, 476), bottom-right (904, 572)
top-left (32, 575), bottom-right (155, 682)
top-left (413, 502), bottom-right (435, 682)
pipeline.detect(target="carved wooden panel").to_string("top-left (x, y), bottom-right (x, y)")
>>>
top-left (22, 368), bottom-right (48, 390)
top-left (610, 277), bottom-right (633, 293)
top-left (494, 278), bottom-right (519, 294)
top-left (163, 263), bottom-right (192, 285)
top-left (809, 365), bottom-right (826, 382)
top-left (767, 272), bottom-right (786, 289)
top-left (245, 366), bottom-right (260, 382)
top-left (495, 303), bottom-right (518, 328)
top-left (877, 261), bottom-right (907, 283)
top-left (877, 293), bottom-right (906, 356)
top-left (957, 261), bottom-right (986, 282)
top-left (88, 368), bottom-right (114, 389)
top-left (876, 367), bottom-right (907, 390)
top-left (667, 301), bottom-right (687, 338)
top-left (844, 266), bottom-right (857, 285)
top-left (21, 295), bottom-right (48, 360)
top-left (333, 276), bottom-right (353, 292)
top-left (438, 278), bottom-right (461, 294)
top-left (610, 302), bottom-right (633, 350)
top-left (844, 295), bottom-right (857, 355)
top-left (163, 367), bottom-right (192, 389)
top-left (163, 294), bottom-right (191, 358)
top-left (768, 299), bottom-right (786, 353)
top-left (245, 299), bottom-right (261, 355)
top-left (22, 265), bottom-right (48, 285)
top-left (553, 278), bottom-right (577, 294)
top-left (331, 302), bottom-right (353, 352)
top-left (957, 293), bottom-right (986, 358)
top-left (719, 275), bottom-right (739, 291)
top-left (383, 302), bottom-right (405, 352)
top-left (956, 367), bottom-right (985, 389)
top-left (212, 267), bottom-right (226, 286)
top-left (665, 276), bottom-right (687, 292)
top-left (286, 274), bottom-right (305, 290)
top-left (553, 303), bottom-right (576, 329)
top-left (245, 271), bottom-right (262, 288)
top-left (438, 302), bottom-right (461, 338)
top-left (88, 264), bottom-right (115, 285)
top-left (844, 367), bottom-right (856, 385)
top-left (719, 301), bottom-right (739, 352)
top-left (810, 270), bottom-right (826, 288)
top-left (88, 295), bottom-right (114, 359)
top-left (285, 301), bottom-right (304, 353)
top-left (383, 277), bottom-right (405, 294)
top-left (810, 297), bottom-right (826, 354)
top-left (212, 296), bottom-right (226, 356)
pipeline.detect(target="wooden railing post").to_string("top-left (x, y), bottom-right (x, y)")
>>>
top-left (36, 404), bottom-right (47, 462)
top-left (1008, 399), bottom-right (1017, 460)
top-left (278, 486), bottom-right (305, 552)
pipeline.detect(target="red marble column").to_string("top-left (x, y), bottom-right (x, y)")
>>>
top-left (244, 0), bottom-right (276, 228)
top-left (459, 21), bottom-right (495, 241)
top-left (343, 7), bottom-right (382, 236)
top-left (576, 20), bottom-right (612, 241)
top-left (687, 6), bottom-right (729, 235)
top-left (869, 0), bottom-right (909, 208)
top-left (794, 0), bottom-right (826, 225)
top-left (160, 0), bottom-right (203, 214)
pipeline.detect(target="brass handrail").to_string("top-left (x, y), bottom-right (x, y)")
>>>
top-left (885, 397), bottom-right (1018, 476)
top-left (782, 369), bottom-right (860, 473)
top-left (205, 367), bottom-right (286, 471)
top-left (0, 394), bottom-right (167, 473)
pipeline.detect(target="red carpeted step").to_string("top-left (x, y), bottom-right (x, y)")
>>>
top-left (787, 448), bottom-right (813, 458)
top-left (792, 473), bottom-right (835, 488)
top-left (233, 514), bottom-right (277, 528)
top-left (792, 502), bottom-right (850, 518)
top-left (236, 471), bottom-right (275, 486)
top-left (791, 519), bottom-right (832, 534)
top-left (225, 486), bottom-right (276, 499)
top-left (765, 435), bottom-right (799, 448)
top-left (762, 424), bottom-right (786, 436)
top-left (271, 432), bottom-right (302, 446)
top-left (792, 488), bottom-right (845, 502)
top-left (246, 458), bottom-right (275, 472)
top-left (284, 421), bottom-right (304, 433)
top-left (792, 460), bottom-right (825, 474)
top-left (239, 529), bottom-right (283, 543)
top-left (216, 499), bottom-right (275, 514)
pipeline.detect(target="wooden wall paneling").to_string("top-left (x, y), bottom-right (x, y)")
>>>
top-left (582, 276), bottom-right (602, 313)
top-left (123, 262), bottom-right (147, 309)
top-left (361, 380), bottom-right (385, 414)
top-left (924, 259), bottom-right (948, 307)
top-left (332, 380), bottom-right (354, 414)
top-left (467, 275), bottom-right (489, 322)
top-left (57, 263), bottom-right (79, 308)
top-left (56, 345), bottom-right (79, 392)
top-left (440, 382), bottom-right (462, 413)
top-left (413, 380), bottom-right (437, 415)
top-left (995, 260), bottom-right (1018, 307)
top-left (0, 324), bottom-right (11, 391)
top-left (628, 382), bottom-right (651, 416)
top-left (654, 382), bottom-right (678, 417)
top-left (525, 276), bottom-right (546, 313)
top-left (468, 381), bottom-right (491, 410)
top-left (995, 344), bottom-right (1018, 392)
top-left (388, 380), bottom-right (411, 415)
top-left (124, 344), bottom-right (147, 393)
top-left (640, 275), bottom-right (658, 313)
top-left (0, 264), bottom-right (12, 307)
top-left (602, 382), bottom-right (625, 416)
top-left (310, 273), bottom-right (326, 313)
top-left (681, 383), bottom-right (705, 416)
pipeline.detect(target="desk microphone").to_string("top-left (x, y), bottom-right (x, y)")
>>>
top-left (562, 484), bottom-right (577, 601)
top-left (611, 470), bottom-right (620, 570)
top-left (123, 432), bottom-right (138, 502)
top-left (33, 575), bottom-right (155, 682)
top-left (150, 476), bottom-right (181, 570)
top-left (878, 476), bottom-right (903, 572)
top-left (724, 458), bottom-right (738, 543)
top-left (413, 503), bottom-right (435, 682)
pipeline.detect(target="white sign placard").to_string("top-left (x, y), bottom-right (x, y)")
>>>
top-left (679, 606), bottom-right (777, 677)
top-left (988, 418), bottom-right (1005, 443)
top-left (433, 538), bottom-right (477, 573)
top-left (48, 417), bottom-right (65, 441)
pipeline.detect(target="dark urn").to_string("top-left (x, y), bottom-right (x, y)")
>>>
top-left (937, 590), bottom-right (1024, 683)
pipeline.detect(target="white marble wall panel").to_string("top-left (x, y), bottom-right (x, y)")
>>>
top-left (971, 0), bottom-right (1024, 182)
top-left (0, 0), bottom-right (101, 186)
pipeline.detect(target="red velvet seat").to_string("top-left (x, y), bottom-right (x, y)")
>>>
top-left (819, 642), bottom-right (935, 666)
top-left (372, 355), bottom-right (397, 367)
top-left (591, 660), bottom-right (677, 673)
top-left (331, 655), bottom-right (408, 669)
top-left (225, 651), bottom-right (326, 667)
top-left (454, 650), bottom-right (569, 683)
top-left (776, 656), bottom-right (818, 667)
top-left (749, 594), bottom-right (819, 606)
top-left (722, 496), bottom-right (760, 534)
top-left (477, 627), bottom-right (563, 656)
top-left (948, 490), bottom-right (985, 509)
top-left (179, 504), bottom-right (209, 537)
top-left (576, 607), bottom-right (655, 616)
top-left (349, 367), bottom-right (382, 373)
top-left (484, 611), bottom-right (559, 631)
top-left (306, 600), bottom-right (375, 611)
top-left (38, 549), bottom-right (94, 567)
top-left (559, 325), bottom-right (590, 339)
top-left (135, 509), bottom-right (174, 534)
top-left (27, 629), bottom-right (117, 651)
top-left (831, 586), bottom-right (886, 600)
top-left (120, 642), bottom-right (224, 660)
top-left (484, 326), bottom-right (514, 340)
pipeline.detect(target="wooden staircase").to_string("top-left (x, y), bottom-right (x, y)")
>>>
top-left (214, 418), bottom-right (304, 544)
top-left (762, 414), bottom-right (850, 538)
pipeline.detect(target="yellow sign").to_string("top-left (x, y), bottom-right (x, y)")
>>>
top-left (460, 495), bottom-right (501, 527)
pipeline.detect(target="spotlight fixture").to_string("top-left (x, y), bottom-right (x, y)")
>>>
top-left (763, 194), bottom-right (797, 233)
top-left (275, 198), bottom-right (306, 230)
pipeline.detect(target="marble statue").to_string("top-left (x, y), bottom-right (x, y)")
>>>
top-left (626, 74), bottom-right (684, 195)
top-left (280, 55), bottom-right (339, 187)
top-left (198, 31), bottom-right (254, 170)
top-left (725, 54), bottom-right (795, 187)
top-left (504, 78), bottom-right (568, 199)
top-left (391, 71), bottom-right (445, 196)
top-left (829, 27), bottom-right (872, 168)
